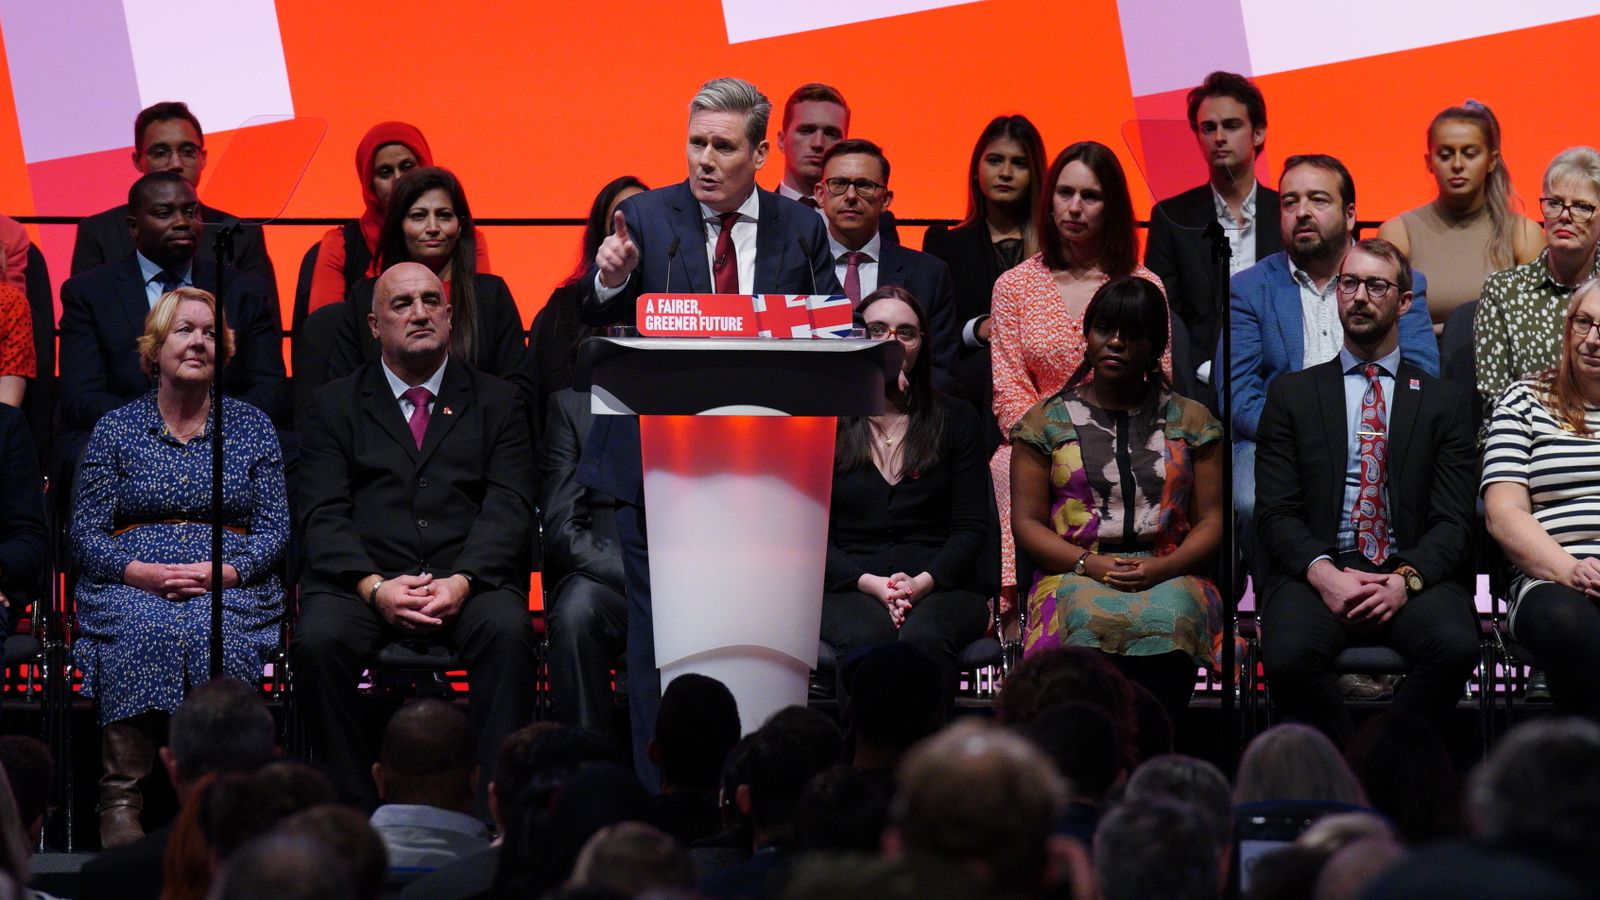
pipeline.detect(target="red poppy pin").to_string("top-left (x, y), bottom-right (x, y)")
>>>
top-left (1408, 379), bottom-right (1420, 391)
top-left (441, 406), bottom-right (454, 416)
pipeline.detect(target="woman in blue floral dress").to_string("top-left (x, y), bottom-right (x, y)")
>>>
top-left (1011, 276), bottom-right (1225, 728)
top-left (70, 287), bottom-right (287, 847)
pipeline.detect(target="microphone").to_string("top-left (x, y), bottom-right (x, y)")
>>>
top-left (665, 234), bottom-right (681, 295)
top-left (797, 232), bottom-right (819, 297)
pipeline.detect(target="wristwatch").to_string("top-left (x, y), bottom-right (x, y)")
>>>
top-left (1394, 565), bottom-right (1424, 597)
top-left (1072, 549), bottom-right (1091, 576)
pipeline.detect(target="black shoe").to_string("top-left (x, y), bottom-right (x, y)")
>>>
top-left (1526, 669), bottom-right (1552, 702)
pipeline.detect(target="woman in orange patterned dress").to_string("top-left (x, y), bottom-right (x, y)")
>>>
top-left (990, 141), bottom-right (1171, 610)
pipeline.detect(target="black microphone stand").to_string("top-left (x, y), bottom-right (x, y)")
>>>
top-left (209, 220), bottom-right (240, 679)
top-left (1203, 218), bottom-right (1237, 759)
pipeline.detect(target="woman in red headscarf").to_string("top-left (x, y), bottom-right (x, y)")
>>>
top-left (304, 121), bottom-right (491, 312)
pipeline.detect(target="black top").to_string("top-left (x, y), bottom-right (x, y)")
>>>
top-left (824, 395), bottom-right (990, 592)
top-left (921, 221), bottom-right (1010, 346)
top-left (0, 405), bottom-right (45, 598)
top-left (527, 280), bottom-right (590, 437)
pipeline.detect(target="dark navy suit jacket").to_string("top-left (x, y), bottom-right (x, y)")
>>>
top-left (875, 241), bottom-right (958, 393)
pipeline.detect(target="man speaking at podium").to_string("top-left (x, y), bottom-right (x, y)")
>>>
top-left (579, 76), bottom-right (840, 785)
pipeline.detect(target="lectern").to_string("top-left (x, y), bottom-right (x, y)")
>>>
top-left (580, 336), bottom-right (902, 733)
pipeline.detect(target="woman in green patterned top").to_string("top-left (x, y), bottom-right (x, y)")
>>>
top-left (1475, 146), bottom-right (1600, 418)
top-left (1010, 276), bottom-right (1224, 727)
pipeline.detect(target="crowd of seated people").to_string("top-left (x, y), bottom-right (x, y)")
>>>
top-left (6, 62), bottom-right (1600, 896)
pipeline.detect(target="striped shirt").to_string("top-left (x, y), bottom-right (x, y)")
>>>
top-left (1482, 380), bottom-right (1600, 609)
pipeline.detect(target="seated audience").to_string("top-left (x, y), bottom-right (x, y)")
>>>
top-left (991, 140), bottom-right (1171, 601)
top-left (1361, 718), bottom-right (1600, 898)
top-left (822, 286), bottom-right (991, 694)
top-left (1377, 101), bottom-right (1543, 333)
top-left (1313, 833), bottom-right (1405, 900)
top-left (76, 678), bottom-right (277, 900)
top-left (1255, 239), bottom-right (1477, 743)
top-left (0, 405), bottom-right (45, 632)
top-left (1483, 278), bottom-right (1600, 716)
top-left (791, 766), bottom-right (889, 856)
top-left (208, 832), bottom-right (355, 900)
top-left (1094, 797), bottom-right (1221, 900)
top-left (839, 642), bottom-right (943, 789)
top-left (1145, 71), bottom-right (1279, 397)
top-left (0, 213), bottom-right (28, 290)
top-left (1022, 702), bottom-right (1124, 842)
top-left (652, 673), bottom-right (741, 847)
top-left (995, 645), bottom-right (1139, 756)
top-left (328, 166), bottom-right (532, 404)
top-left (0, 277), bottom-right (33, 408)
top-left (1011, 275), bottom-right (1223, 726)
top-left (1124, 754), bottom-right (1233, 870)
top-left (886, 719), bottom-right (1068, 898)
top-left (539, 386), bottom-right (627, 735)
top-left (277, 805), bottom-right (388, 900)
top-left (527, 176), bottom-right (645, 432)
top-left (496, 761), bottom-right (656, 898)
top-left (1233, 724), bottom-right (1366, 806)
top-left (922, 114), bottom-right (1046, 420)
top-left (306, 121), bottom-right (491, 314)
top-left (815, 140), bottom-right (958, 389)
top-left (70, 101), bottom-right (275, 294)
top-left (1475, 147), bottom-right (1600, 415)
top-left (569, 821), bottom-right (695, 897)
top-left (1344, 711), bottom-right (1462, 844)
top-left (0, 737), bottom-right (50, 849)
top-left (59, 173), bottom-right (288, 455)
top-left (293, 262), bottom-right (537, 809)
top-left (69, 287), bottom-right (287, 848)
top-left (1223, 155), bottom-right (1437, 592)
top-left (369, 700), bottom-right (488, 874)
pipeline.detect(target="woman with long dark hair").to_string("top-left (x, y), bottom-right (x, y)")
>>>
top-left (328, 166), bottom-right (531, 400)
top-left (822, 286), bottom-right (992, 693)
top-left (1010, 276), bottom-right (1219, 725)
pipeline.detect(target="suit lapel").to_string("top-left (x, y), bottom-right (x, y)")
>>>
top-left (877, 244), bottom-right (906, 298)
top-left (115, 256), bottom-right (152, 337)
top-left (416, 362), bottom-right (471, 468)
top-left (1273, 256), bottom-right (1306, 368)
top-left (1255, 187), bottom-right (1281, 257)
top-left (1315, 360), bottom-right (1348, 495)
top-left (669, 183), bottom-right (713, 293)
top-left (361, 364), bottom-right (420, 463)
top-left (754, 189), bottom-right (785, 292)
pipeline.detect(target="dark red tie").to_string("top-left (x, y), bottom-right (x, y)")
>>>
top-left (713, 211), bottom-right (740, 294)
top-left (402, 385), bottom-right (433, 449)
top-left (1351, 364), bottom-right (1390, 564)
top-left (842, 251), bottom-right (866, 304)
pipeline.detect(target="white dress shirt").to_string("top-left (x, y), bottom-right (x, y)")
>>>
top-left (1212, 181), bottom-right (1259, 275)
top-left (381, 357), bottom-right (447, 419)
top-left (1292, 259), bottom-right (1344, 370)
top-left (136, 251), bottom-right (194, 307)
top-left (827, 230), bottom-right (882, 299)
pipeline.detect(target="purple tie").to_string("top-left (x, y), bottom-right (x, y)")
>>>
top-left (402, 386), bottom-right (433, 449)
top-left (843, 251), bottom-right (867, 304)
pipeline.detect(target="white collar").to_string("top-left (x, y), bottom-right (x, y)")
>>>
top-left (826, 228), bottom-right (882, 263)
top-left (380, 356), bottom-right (448, 400)
top-left (699, 188), bottom-right (761, 224)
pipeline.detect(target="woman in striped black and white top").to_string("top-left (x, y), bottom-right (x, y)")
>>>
top-left (1483, 279), bottom-right (1600, 716)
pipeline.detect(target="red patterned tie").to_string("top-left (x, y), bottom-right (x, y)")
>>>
top-left (713, 211), bottom-right (740, 294)
top-left (402, 385), bottom-right (433, 450)
top-left (1351, 364), bottom-right (1389, 564)
top-left (843, 251), bottom-right (865, 304)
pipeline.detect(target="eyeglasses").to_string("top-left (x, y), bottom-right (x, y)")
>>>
top-left (144, 143), bottom-right (203, 164)
top-left (1335, 274), bottom-right (1397, 299)
top-left (1540, 196), bottom-right (1597, 223)
top-left (1573, 314), bottom-right (1599, 336)
top-left (821, 177), bottom-right (887, 200)
top-left (867, 322), bottom-right (921, 345)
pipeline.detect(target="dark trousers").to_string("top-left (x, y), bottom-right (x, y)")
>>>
top-left (1512, 581), bottom-right (1600, 718)
top-left (291, 587), bottom-right (537, 809)
top-left (617, 503), bottom-right (661, 791)
top-left (1260, 554), bottom-right (1479, 745)
top-left (820, 588), bottom-right (990, 696)
top-left (546, 573), bottom-right (627, 736)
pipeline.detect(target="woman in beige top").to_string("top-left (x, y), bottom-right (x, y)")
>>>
top-left (1378, 101), bottom-right (1544, 333)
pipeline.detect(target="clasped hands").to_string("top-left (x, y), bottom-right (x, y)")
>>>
top-left (124, 561), bottom-right (240, 601)
top-left (372, 573), bottom-right (471, 632)
top-left (1309, 561), bottom-right (1407, 629)
top-left (1562, 557), bottom-right (1600, 599)
top-left (860, 572), bottom-right (934, 629)
top-left (1083, 554), bottom-right (1168, 593)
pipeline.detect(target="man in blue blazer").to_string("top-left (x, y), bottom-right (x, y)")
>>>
top-left (1216, 155), bottom-right (1437, 579)
top-left (579, 77), bottom-right (841, 786)
top-left (815, 139), bottom-right (958, 391)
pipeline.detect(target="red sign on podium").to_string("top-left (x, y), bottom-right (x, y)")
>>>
top-left (636, 293), bottom-right (854, 339)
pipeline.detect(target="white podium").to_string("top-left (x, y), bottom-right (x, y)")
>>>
top-left (580, 336), bottom-right (901, 733)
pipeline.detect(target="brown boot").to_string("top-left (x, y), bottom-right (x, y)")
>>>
top-left (98, 722), bottom-right (154, 849)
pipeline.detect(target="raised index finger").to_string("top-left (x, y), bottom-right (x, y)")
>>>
top-left (612, 209), bottom-right (630, 243)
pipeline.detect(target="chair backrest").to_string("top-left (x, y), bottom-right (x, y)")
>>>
top-left (290, 240), bottom-right (320, 336)
top-left (291, 305), bottom-right (345, 428)
top-left (21, 244), bottom-right (54, 467)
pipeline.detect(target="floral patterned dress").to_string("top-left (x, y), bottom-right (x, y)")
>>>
top-left (1012, 385), bottom-right (1221, 667)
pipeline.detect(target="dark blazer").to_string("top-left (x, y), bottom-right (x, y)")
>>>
top-left (72, 202), bottom-right (277, 297)
top-left (297, 360), bottom-right (534, 598)
top-left (1145, 183), bottom-right (1281, 362)
top-left (576, 182), bottom-right (842, 506)
top-left (330, 272), bottom-right (534, 405)
top-left (921, 221), bottom-right (1006, 342)
top-left (75, 823), bottom-right (172, 900)
top-left (0, 405), bottom-right (45, 598)
top-left (58, 254), bottom-right (288, 433)
top-left (539, 387), bottom-right (623, 591)
top-left (1254, 357), bottom-right (1476, 597)
top-left (875, 241), bottom-right (959, 393)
